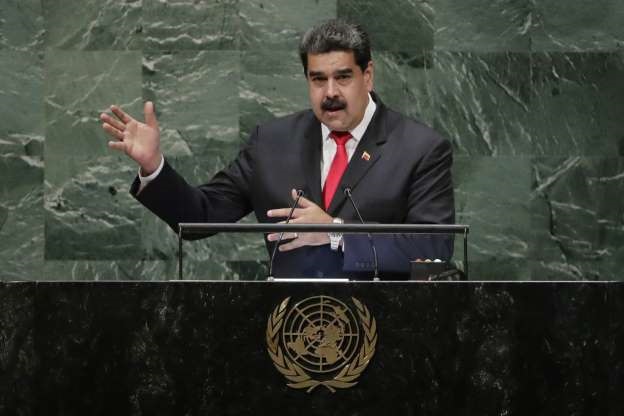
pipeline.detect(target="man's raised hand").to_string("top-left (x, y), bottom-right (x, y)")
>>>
top-left (100, 101), bottom-right (162, 175)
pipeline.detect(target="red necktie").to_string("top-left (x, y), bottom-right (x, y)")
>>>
top-left (323, 131), bottom-right (352, 209)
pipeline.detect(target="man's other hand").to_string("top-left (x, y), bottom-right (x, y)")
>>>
top-left (100, 101), bottom-right (162, 175)
top-left (266, 189), bottom-right (332, 251)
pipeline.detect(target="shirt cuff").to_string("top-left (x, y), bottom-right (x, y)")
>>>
top-left (137, 155), bottom-right (165, 192)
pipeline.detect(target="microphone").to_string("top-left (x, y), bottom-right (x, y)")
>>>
top-left (267, 189), bottom-right (305, 279)
top-left (343, 186), bottom-right (379, 281)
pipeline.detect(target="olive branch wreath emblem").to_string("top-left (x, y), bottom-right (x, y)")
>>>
top-left (266, 296), bottom-right (377, 393)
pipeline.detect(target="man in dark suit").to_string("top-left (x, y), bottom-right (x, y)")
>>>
top-left (100, 19), bottom-right (454, 279)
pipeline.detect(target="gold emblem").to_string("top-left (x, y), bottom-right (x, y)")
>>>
top-left (266, 296), bottom-right (377, 393)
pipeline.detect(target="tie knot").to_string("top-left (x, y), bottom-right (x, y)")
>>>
top-left (330, 130), bottom-right (352, 146)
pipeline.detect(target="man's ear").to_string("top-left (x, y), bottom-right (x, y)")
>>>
top-left (364, 61), bottom-right (374, 92)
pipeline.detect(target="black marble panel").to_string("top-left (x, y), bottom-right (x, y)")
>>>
top-left (0, 281), bottom-right (619, 415)
top-left (608, 283), bottom-right (624, 416)
top-left (34, 283), bottom-right (172, 414)
top-left (507, 283), bottom-right (611, 415)
top-left (0, 283), bottom-right (35, 416)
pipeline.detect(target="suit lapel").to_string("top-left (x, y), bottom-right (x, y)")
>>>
top-left (301, 117), bottom-right (323, 206)
top-left (326, 102), bottom-right (389, 215)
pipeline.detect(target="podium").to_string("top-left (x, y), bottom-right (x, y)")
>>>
top-left (1, 280), bottom-right (622, 415)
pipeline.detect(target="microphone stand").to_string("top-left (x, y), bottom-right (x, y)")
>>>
top-left (343, 187), bottom-right (379, 281)
top-left (267, 189), bottom-right (304, 280)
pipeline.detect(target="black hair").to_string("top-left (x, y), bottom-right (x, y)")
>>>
top-left (298, 19), bottom-right (371, 76)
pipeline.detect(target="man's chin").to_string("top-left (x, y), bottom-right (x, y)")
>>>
top-left (321, 112), bottom-right (349, 131)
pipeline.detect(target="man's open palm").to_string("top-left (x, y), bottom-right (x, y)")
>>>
top-left (100, 101), bottom-right (163, 174)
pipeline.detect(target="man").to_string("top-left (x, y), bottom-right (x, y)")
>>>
top-left (100, 19), bottom-right (454, 279)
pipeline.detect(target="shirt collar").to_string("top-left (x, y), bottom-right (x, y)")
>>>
top-left (321, 93), bottom-right (377, 143)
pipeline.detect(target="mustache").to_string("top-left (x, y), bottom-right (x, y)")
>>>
top-left (321, 98), bottom-right (347, 111)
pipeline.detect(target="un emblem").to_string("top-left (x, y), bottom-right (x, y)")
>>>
top-left (266, 296), bottom-right (377, 392)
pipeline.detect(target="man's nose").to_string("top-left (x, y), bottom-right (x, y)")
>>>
top-left (325, 78), bottom-right (339, 98)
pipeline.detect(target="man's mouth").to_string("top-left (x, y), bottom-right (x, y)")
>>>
top-left (326, 108), bottom-right (343, 115)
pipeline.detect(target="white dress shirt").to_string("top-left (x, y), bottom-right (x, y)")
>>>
top-left (320, 93), bottom-right (376, 187)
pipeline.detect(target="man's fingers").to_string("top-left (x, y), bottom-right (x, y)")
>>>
top-left (290, 189), bottom-right (312, 208)
top-left (290, 188), bottom-right (300, 201)
top-left (266, 232), bottom-right (298, 242)
top-left (144, 101), bottom-right (158, 128)
top-left (296, 195), bottom-right (316, 208)
top-left (108, 140), bottom-right (128, 152)
top-left (290, 189), bottom-right (317, 209)
top-left (278, 237), bottom-right (304, 252)
top-left (102, 123), bottom-right (124, 140)
top-left (268, 189), bottom-right (327, 219)
top-left (267, 208), bottom-right (302, 218)
top-left (110, 105), bottom-right (133, 124)
top-left (100, 113), bottom-right (125, 132)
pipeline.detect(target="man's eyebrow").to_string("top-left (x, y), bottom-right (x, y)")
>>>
top-left (335, 68), bottom-right (353, 76)
top-left (308, 70), bottom-right (326, 77)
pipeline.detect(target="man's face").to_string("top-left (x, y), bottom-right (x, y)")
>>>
top-left (306, 50), bottom-right (373, 132)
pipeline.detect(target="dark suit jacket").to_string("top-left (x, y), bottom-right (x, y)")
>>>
top-left (131, 93), bottom-right (454, 279)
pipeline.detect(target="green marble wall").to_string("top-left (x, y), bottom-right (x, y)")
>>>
top-left (0, 1), bottom-right (622, 281)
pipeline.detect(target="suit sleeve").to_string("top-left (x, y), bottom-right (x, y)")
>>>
top-left (342, 135), bottom-right (455, 274)
top-left (129, 128), bottom-right (258, 239)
